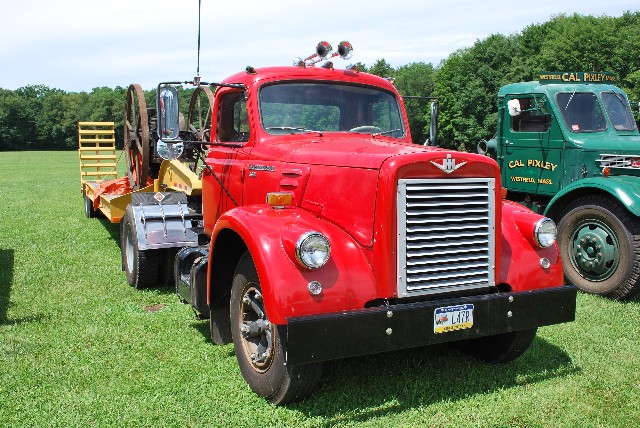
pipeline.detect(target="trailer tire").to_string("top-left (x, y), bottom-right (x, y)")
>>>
top-left (454, 328), bottom-right (537, 363)
top-left (230, 251), bottom-right (322, 404)
top-left (84, 196), bottom-right (98, 218)
top-left (557, 195), bottom-right (640, 300)
top-left (121, 208), bottom-right (159, 289)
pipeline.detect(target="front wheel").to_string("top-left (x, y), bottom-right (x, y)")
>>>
top-left (455, 328), bottom-right (537, 363)
top-left (230, 252), bottom-right (322, 404)
top-left (557, 195), bottom-right (640, 300)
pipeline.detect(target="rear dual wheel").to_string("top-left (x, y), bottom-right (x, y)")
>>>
top-left (120, 207), bottom-right (159, 289)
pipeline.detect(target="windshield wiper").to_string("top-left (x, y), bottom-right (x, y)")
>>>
top-left (265, 126), bottom-right (321, 134)
top-left (564, 90), bottom-right (576, 110)
top-left (372, 128), bottom-right (403, 137)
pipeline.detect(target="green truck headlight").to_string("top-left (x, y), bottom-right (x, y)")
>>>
top-left (534, 218), bottom-right (557, 248)
top-left (296, 232), bottom-right (331, 269)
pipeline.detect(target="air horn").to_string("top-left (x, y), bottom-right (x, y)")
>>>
top-left (294, 41), bottom-right (354, 68)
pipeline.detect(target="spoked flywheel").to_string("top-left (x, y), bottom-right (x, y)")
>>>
top-left (188, 86), bottom-right (215, 143)
top-left (124, 84), bottom-right (150, 189)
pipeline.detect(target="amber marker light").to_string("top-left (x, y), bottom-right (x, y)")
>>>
top-left (501, 187), bottom-right (508, 199)
top-left (603, 167), bottom-right (611, 177)
top-left (266, 192), bottom-right (293, 208)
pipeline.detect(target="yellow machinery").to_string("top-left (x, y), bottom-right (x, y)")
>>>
top-left (78, 120), bottom-right (202, 223)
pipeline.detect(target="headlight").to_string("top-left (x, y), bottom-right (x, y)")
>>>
top-left (534, 218), bottom-right (557, 248)
top-left (295, 231), bottom-right (331, 269)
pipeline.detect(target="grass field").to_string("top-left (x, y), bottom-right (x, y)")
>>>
top-left (1, 151), bottom-right (639, 427)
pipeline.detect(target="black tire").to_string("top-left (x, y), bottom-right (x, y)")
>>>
top-left (84, 195), bottom-right (98, 218)
top-left (121, 207), bottom-right (159, 289)
top-left (557, 195), bottom-right (640, 300)
top-left (230, 251), bottom-right (322, 404)
top-left (455, 328), bottom-right (537, 363)
top-left (210, 306), bottom-right (232, 345)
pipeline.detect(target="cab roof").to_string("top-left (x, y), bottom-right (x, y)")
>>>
top-left (220, 66), bottom-right (398, 92)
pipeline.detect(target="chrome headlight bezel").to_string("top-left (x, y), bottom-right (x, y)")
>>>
top-left (534, 217), bottom-right (557, 248)
top-left (295, 231), bottom-right (331, 269)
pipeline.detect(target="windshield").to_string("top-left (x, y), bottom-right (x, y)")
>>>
top-left (601, 91), bottom-right (637, 131)
top-left (259, 82), bottom-right (405, 137)
top-left (556, 92), bottom-right (607, 133)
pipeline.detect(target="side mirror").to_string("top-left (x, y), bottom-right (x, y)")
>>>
top-left (157, 86), bottom-right (181, 141)
top-left (477, 139), bottom-right (487, 154)
top-left (156, 85), bottom-right (183, 161)
top-left (478, 137), bottom-right (497, 159)
top-left (426, 101), bottom-right (439, 146)
top-left (507, 99), bottom-right (521, 116)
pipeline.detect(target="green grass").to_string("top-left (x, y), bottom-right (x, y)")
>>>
top-left (1, 151), bottom-right (639, 427)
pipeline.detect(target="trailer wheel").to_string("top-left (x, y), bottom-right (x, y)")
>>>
top-left (121, 208), bottom-right (159, 289)
top-left (558, 195), bottom-right (640, 300)
top-left (84, 196), bottom-right (98, 218)
top-left (230, 251), bottom-right (322, 404)
top-left (455, 328), bottom-right (537, 363)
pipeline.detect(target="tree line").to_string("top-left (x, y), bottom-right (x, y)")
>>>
top-left (1, 12), bottom-right (639, 152)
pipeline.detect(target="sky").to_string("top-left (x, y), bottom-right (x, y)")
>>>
top-left (1, 0), bottom-right (638, 93)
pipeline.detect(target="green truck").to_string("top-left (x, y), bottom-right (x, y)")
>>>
top-left (479, 71), bottom-right (640, 300)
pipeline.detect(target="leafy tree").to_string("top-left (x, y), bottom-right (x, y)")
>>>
top-left (367, 59), bottom-right (395, 78)
top-left (394, 62), bottom-right (435, 144)
top-left (434, 34), bottom-right (518, 151)
top-left (0, 89), bottom-right (36, 150)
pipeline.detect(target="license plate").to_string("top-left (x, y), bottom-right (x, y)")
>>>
top-left (434, 304), bottom-right (474, 333)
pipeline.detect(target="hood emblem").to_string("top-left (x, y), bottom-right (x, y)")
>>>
top-left (431, 154), bottom-right (467, 174)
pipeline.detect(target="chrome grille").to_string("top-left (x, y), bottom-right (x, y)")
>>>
top-left (397, 178), bottom-right (496, 297)
top-left (596, 154), bottom-right (640, 170)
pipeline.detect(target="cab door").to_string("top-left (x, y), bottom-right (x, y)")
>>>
top-left (500, 94), bottom-right (564, 196)
top-left (202, 89), bottom-right (252, 235)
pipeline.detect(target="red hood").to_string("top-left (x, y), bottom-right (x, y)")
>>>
top-left (285, 134), bottom-right (444, 169)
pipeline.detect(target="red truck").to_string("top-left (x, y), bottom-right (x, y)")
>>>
top-left (85, 43), bottom-right (576, 404)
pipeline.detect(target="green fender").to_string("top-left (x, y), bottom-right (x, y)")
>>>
top-left (545, 176), bottom-right (640, 219)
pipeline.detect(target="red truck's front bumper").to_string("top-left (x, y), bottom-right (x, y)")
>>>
top-left (285, 286), bottom-right (577, 365)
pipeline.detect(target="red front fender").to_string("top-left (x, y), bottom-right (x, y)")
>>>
top-left (210, 205), bottom-right (378, 325)
top-left (500, 201), bottom-right (564, 290)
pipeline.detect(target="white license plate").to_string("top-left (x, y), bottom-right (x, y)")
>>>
top-left (434, 304), bottom-right (474, 333)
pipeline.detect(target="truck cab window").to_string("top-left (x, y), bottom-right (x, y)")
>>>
top-left (218, 92), bottom-right (250, 143)
top-left (259, 82), bottom-right (404, 137)
top-left (556, 92), bottom-right (607, 133)
top-left (510, 97), bottom-right (551, 132)
top-left (601, 91), bottom-right (637, 131)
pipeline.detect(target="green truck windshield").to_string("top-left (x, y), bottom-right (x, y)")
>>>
top-left (601, 91), bottom-right (637, 131)
top-left (556, 90), bottom-right (636, 133)
top-left (556, 92), bottom-right (607, 133)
